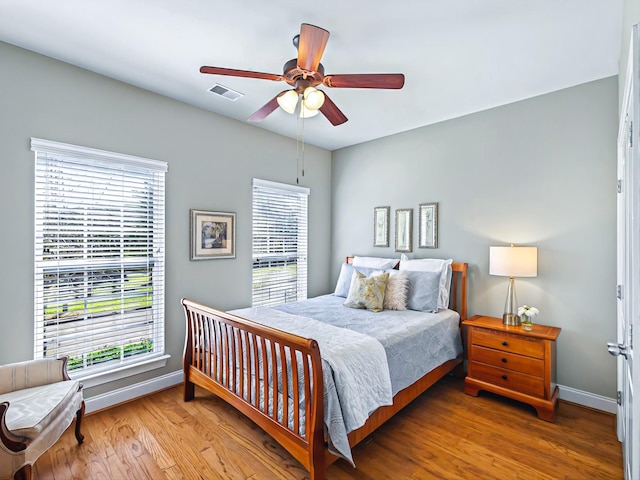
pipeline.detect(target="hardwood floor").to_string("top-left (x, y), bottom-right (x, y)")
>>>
top-left (33, 376), bottom-right (622, 479)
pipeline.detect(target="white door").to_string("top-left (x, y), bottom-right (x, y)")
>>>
top-left (612, 23), bottom-right (640, 480)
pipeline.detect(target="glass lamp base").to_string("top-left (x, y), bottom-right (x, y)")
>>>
top-left (503, 313), bottom-right (521, 326)
top-left (502, 277), bottom-right (520, 326)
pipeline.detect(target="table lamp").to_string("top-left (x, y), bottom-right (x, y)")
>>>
top-left (489, 244), bottom-right (538, 325)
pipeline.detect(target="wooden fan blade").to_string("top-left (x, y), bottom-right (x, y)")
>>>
top-left (323, 73), bottom-right (405, 89)
top-left (319, 92), bottom-right (348, 126)
top-left (247, 90), bottom-right (290, 122)
top-left (297, 23), bottom-right (330, 72)
top-left (200, 66), bottom-right (283, 82)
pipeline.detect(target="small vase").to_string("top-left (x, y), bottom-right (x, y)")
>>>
top-left (521, 315), bottom-right (533, 331)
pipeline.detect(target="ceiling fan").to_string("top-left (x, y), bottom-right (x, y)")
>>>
top-left (200, 23), bottom-right (405, 126)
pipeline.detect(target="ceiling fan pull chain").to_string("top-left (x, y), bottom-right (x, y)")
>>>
top-left (301, 112), bottom-right (305, 178)
top-left (298, 109), bottom-right (301, 183)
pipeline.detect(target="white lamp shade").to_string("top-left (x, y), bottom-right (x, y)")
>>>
top-left (277, 90), bottom-right (299, 114)
top-left (489, 246), bottom-right (537, 277)
top-left (302, 86), bottom-right (325, 110)
top-left (299, 103), bottom-right (320, 118)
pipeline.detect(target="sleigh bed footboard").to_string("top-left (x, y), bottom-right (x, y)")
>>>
top-left (181, 298), bottom-right (326, 479)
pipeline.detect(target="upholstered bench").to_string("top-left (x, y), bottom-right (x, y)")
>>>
top-left (0, 358), bottom-right (84, 480)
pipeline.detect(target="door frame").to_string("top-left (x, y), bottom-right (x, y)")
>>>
top-left (617, 23), bottom-right (640, 480)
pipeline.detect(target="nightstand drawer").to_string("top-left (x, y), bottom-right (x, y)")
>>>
top-left (470, 361), bottom-right (545, 397)
top-left (470, 345), bottom-right (545, 377)
top-left (472, 328), bottom-right (545, 358)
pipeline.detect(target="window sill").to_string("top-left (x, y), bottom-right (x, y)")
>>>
top-left (70, 354), bottom-right (171, 389)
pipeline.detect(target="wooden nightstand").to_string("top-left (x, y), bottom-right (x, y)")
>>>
top-left (462, 315), bottom-right (561, 422)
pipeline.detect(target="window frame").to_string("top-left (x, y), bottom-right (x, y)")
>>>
top-left (31, 138), bottom-right (169, 386)
top-left (252, 178), bottom-right (309, 307)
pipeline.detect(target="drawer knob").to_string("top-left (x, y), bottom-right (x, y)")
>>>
top-left (501, 374), bottom-right (508, 380)
top-left (501, 358), bottom-right (507, 363)
top-left (502, 341), bottom-right (508, 346)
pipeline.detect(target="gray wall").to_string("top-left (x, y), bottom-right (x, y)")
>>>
top-left (331, 77), bottom-right (618, 397)
top-left (0, 41), bottom-right (332, 397)
top-left (0, 38), bottom-right (619, 400)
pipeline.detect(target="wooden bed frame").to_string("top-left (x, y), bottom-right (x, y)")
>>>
top-left (182, 258), bottom-right (468, 479)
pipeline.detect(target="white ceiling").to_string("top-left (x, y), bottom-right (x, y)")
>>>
top-left (0, 0), bottom-right (624, 151)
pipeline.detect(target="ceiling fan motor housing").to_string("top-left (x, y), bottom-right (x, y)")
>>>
top-left (283, 58), bottom-right (325, 91)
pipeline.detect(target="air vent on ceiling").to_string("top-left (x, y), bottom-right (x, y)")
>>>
top-left (208, 84), bottom-right (244, 101)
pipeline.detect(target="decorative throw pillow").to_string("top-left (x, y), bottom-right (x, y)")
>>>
top-left (344, 270), bottom-right (389, 312)
top-left (334, 264), bottom-right (385, 298)
top-left (405, 270), bottom-right (441, 313)
top-left (383, 271), bottom-right (408, 311)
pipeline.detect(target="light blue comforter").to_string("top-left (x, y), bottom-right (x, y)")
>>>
top-left (275, 295), bottom-right (463, 395)
top-left (230, 306), bottom-right (393, 465)
top-left (231, 294), bottom-right (463, 465)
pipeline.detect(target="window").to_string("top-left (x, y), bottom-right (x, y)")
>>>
top-left (252, 178), bottom-right (309, 307)
top-left (32, 138), bottom-right (167, 381)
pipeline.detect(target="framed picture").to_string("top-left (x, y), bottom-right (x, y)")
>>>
top-left (418, 202), bottom-right (439, 248)
top-left (190, 209), bottom-right (236, 260)
top-left (395, 208), bottom-right (413, 253)
top-left (373, 206), bottom-right (390, 247)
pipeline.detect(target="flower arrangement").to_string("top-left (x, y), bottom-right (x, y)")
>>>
top-left (518, 305), bottom-right (539, 328)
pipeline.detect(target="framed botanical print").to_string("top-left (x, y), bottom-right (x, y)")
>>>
top-left (395, 208), bottom-right (413, 253)
top-left (373, 206), bottom-right (390, 247)
top-left (190, 209), bottom-right (236, 260)
top-left (418, 202), bottom-right (438, 249)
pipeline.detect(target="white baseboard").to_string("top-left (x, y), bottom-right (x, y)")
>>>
top-left (85, 370), bottom-right (183, 414)
top-left (558, 384), bottom-right (617, 414)
top-left (83, 372), bottom-right (617, 416)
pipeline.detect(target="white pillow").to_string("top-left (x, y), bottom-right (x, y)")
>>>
top-left (399, 257), bottom-right (453, 310)
top-left (352, 256), bottom-right (399, 270)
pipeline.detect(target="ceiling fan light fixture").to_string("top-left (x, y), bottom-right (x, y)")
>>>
top-left (302, 86), bottom-right (325, 110)
top-left (277, 90), bottom-right (299, 114)
top-left (299, 103), bottom-right (320, 118)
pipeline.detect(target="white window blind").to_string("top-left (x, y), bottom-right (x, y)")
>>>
top-left (32, 138), bottom-right (167, 378)
top-left (252, 179), bottom-right (309, 307)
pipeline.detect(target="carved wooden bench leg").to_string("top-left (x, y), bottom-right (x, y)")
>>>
top-left (13, 464), bottom-right (32, 480)
top-left (75, 401), bottom-right (85, 444)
